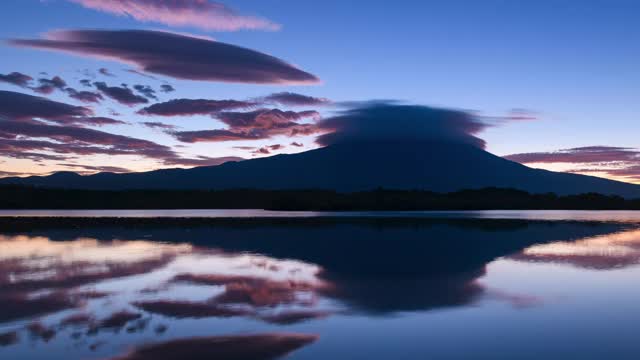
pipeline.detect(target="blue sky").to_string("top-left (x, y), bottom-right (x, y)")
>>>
top-left (1, 0), bottom-right (639, 180)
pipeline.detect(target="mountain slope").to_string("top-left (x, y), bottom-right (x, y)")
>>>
top-left (2, 141), bottom-right (640, 198)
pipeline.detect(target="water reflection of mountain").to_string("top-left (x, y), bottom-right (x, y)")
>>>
top-left (2, 218), bottom-right (632, 314)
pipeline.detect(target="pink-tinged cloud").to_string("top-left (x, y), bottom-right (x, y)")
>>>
top-left (505, 146), bottom-right (640, 164)
top-left (505, 146), bottom-right (640, 181)
top-left (291, 142), bottom-right (304, 147)
top-left (58, 163), bottom-right (131, 173)
top-left (109, 333), bottom-right (317, 360)
top-left (262, 92), bottom-right (331, 107)
top-left (252, 144), bottom-right (284, 155)
top-left (0, 119), bottom-right (177, 160)
top-left (93, 82), bottom-right (149, 106)
top-left (10, 30), bottom-right (319, 84)
top-left (172, 109), bottom-right (321, 143)
top-left (216, 109), bottom-right (320, 128)
top-left (0, 72), bottom-right (33, 88)
top-left (68, 0), bottom-right (281, 32)
top-left (138, 98), bottom-right (255, 116)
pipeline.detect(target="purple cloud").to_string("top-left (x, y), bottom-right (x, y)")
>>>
top-left (67, 0), bottom-right (281, 32)
top-left (216, 109), bottom-right (320, 128)
top-left (0, 119), bottom-right (175, 159)
top-left (138, 98), bottom-right (255, 116)
top-left (99, 67), bottom-right (115, 77)
top-left (505, 146), bottom-right (640, 164)
top-left (93, 82), bottom-right (149, 106)
top-left (172, 109), bottom-right (321, 143)
top-left (262, 92), bottom-right (331, 107)
top-left (0, 90), bottom-right (91, 121)
top-left (133, 84), bottom-right (157, 100)
top-left (31, 76), bottom-right (67, 94)
top-left (160, 84), bottom-right (175, 93)
top-left (172, 129), bottom-right (263, 143)
top-left (0, 91), bottom-right (237, 168)
top-left (506, 146), bottom-right (640, 181)
top-left (65, 87), bottom-right (104, 103)
top-left (58, 163), bottom-right (130, 173)
top-left (0, 72), bottom-right (33, 88)
top-left (10, 30), bottom-right (319, 84)
top-left (252, 144), bottom-right (284, 155)
top-left (163, 155), bottom-right (242, 167)
top-left (108, 333), bottom-right (316, 360)
top-left (141, 121), bottom-right (177, 130)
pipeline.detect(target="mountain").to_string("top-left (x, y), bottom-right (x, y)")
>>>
top-left (2, 141), bottom-right (640, 198)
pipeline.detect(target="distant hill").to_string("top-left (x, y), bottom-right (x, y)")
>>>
top-left (2, 141), bottom-right (640, 198)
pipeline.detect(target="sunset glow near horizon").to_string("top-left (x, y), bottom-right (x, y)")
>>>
top-left (1, 0), bottom-right (639, 184)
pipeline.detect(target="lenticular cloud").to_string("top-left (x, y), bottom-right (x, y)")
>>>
top-left (67, 0), bottom-right (280, 31)
top-left (10, 30), bottom-right (319, 85)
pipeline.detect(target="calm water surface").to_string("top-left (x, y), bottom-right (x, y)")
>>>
top-left (1, 212), bottom-right (640, 359)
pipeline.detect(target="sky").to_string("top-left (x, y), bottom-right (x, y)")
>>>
top-left (1, 0), bottom-right (639, 183)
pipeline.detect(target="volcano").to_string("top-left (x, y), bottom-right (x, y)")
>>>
top-left (2, 141), bottom-right (640, 198)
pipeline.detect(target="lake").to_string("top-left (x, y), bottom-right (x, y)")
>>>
top-left (1, 211), bottom-right (640, 359)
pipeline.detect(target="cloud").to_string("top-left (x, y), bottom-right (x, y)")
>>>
top-left (172, 129), bottom-right (262, 143)
top-left (160, 84), bottom-right (175, 93)
top-left (141, 121), bottom-right (177, 130)
top-left (0, 90), bottom-right (91, 121)
top-left (262, 92), bottom-right (331, 107)
top-left (58, 163), bottom-right (131, 173)
top-left (216, 109), bottom-right (320, 128)
top-left (253, 147), bottom-right (271, 155)
top-left (67, 0), bottom-right (281, 32)
top-left (0, 90), bottom-right (125, 127)
top-left (0, 331), bottom-right (18, 347)
top-left (0, 72), bottom-right (33, 88)
top-left (133, 84), bottom-right (157, 100)
top-left (252, 144), bottom-right (284, 155)
top-left (10, 29), bottom-right (319, 84)
top-left (505, 146), bottom-right (640, 164)
top-left (163, 155), bottom-right (242, 167)
top-left (138, 98), bottom-right (254, 116)
top-left (31, 76), bottom-right (67, 94)
top-left (316, 102), bottom-right (489, 148)
top-left (65, 87), bottom-right (104, 103)
top-left (79, 79), bottom-right (92, 87)
top-left (109, 333), bottom-right (317, 360)
top-left (99, 67), bottom-right (115, 77)
top-left (291, 142), bottom-right (304, 147)
top-left (126, 69), bottom-right (159, 80)
top-left (133, 300), bottom-right (251, 319)
top-left (94, 82), bottom-right (149, 105)
top-left (0, 119), bottom-right (177, 160)
top-left (505, 146), bottom-right (640, 181)
top-left (171, 109), bottom-right (321, 143)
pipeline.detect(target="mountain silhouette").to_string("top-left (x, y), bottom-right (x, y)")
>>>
top-left (2, 141), bottom-right (640, 197)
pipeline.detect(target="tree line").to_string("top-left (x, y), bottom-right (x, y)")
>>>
top-left (2, 185), bottom-right (640, 210)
